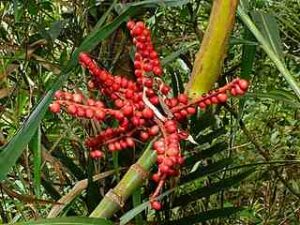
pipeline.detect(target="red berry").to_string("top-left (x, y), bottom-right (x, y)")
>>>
top-left (177, 94), bottom-right (188, 104)
top-left (174, 112), bottom-right (182, 120)
top-left (136, 42), bottom-right (146, 50)
top-left (132, 26), bottom-right (143, 36)
top-left (149, 125), bottom-right (160, 136)
top-left (156, 147), bottom-right (165, 155)
top-left (114, 142), bottom-right (121, 151)
top-left (135, 70), bottom-right (143, 77)
top-left (85, 109), bottom-right (94, 118)
top-left (64, 93), bottom-right (72, 100)
top-left (153, 66), bottom-right (162, 76)
top-left (126, 20), bottom-right (135, 30)
top-left (159, 164), bottom-right (170, 173)
top-left (114, 111), bottom-right (124, 121)
top-left (108, 143), bottom-right (115, 151)
top-left (94, 110), bottom-right (105, 120)
top-left (114, 99), bottom-right (124, 108)
top-left (95, 101), bottom-right (105, 108)
top-left (76, 107), bottom-right (85, 117)
top-left (49, 102), bottom-right (60, 113)
top-left (87, 99), bottom-right (96, 106)
top-left (54, 90), bottom-right (63, 99)
top-left (90, 150), bottom-right (103, 159)
top-left (135, 21), bottom-right (145, 29)
top-left (143, 63), bottom-right (153, 72)
top-left (137, 35), bottom-right (147, 42)
top-left (67, 104), bottom-right (77, 115)
top-left (204, 98), bottom-right (212, 105)
top-left (122, 105), bottom-right (133, 116)
top-left (166, 124), bottom-right (177, 133)
top-left (234, 85), bottom-right (245, 95)
top-left (153, 140), bottom-right (164, 150)
top-left (140, 131), bottom-right (149, 141)
top-left (72, 93), bottom-right (82, 103)
top-left (217, 93), bottom-right (227, 103)
top-left (165, 120), bottom-right (176, 127)
top-left (187, 107), bottom-right (196, 115)
top-left (112, 83), bottom-right (120, 91)
top-left (94, 150), bottom-right (103, 158)
top-left (150, 96), bottom-right (159, 105)
top-left (125, 90), bottom-right (134, 99)
top-left (121, 77), bottom-right (128, 88)
top-left (152, 59), bottom-right (160, 66)
top-left (166, 148), bottom-right (179, 156)
top-left (152, 173), bottom-right (160, 183)
top-left (142, 108), bottom-right (154, 119)
top-left (161, 85), bottom-right (170, 95)
top-left (180, 109), bottom-right (188, 117)
top-left (198, 102), bottom-right (206, 109)
top-left (134, 60), bottom-right (142, 69)
top-left (78, 52), bottom-right (90, 64)
top-left (164, 158), bottom-right (174, 167)
top-left (211, 96), bottom-right (219, 104)
top-left (90, 151), bottom-right (96, 158)
top-left (149, 51), bottom-right (158, 59)
top-left (99, 71), bottom-right (108, 81)
top-left (156, 155), bottom-right (164, 164)
top-left (151, 201), bottom-right (161, 210)
top-left (231, 88), bottom-right (238, 96)
top-left (144, 80), bottom-right (152, 89)
top-left (126, 137), bottom-right (135, 147)
top-left (170, 98), bottom-right (178, 107)
top-left (135, 53), bottom-right (142, 61)
top-left (132, 116), bottom-right (140, 126)
top-left (238, 79), bottom-right (249, 91)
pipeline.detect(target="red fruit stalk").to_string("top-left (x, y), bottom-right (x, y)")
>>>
top-left (49, 20), bottom-right (249, 211)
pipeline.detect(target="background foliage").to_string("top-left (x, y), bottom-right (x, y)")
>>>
top-left (0, 0), bottom-right (299, 224)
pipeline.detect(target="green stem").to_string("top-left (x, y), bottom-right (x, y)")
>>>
top-left (186, 0), bottom-right (239, 98)
top-left (90, 144), bottom-right (156, 218)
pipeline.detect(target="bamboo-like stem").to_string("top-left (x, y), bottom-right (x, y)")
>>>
top-left (89, 144), bottom-right (156, 218)
top-left (186, 0), bottom-right (239, 98)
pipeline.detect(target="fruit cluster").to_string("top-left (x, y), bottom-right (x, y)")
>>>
top-left (49, 20), bottom-right (249, 210)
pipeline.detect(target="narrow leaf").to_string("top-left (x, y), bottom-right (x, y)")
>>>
top-left (180, 158), bottom-right (233, 184)
top-left (122, 0), bottom-right (189, 8)
top-left (246, 90), bottom-right (300, 108)
top-left (132, 188), bottom-right (143, 225)
top-left (161, 42), bottom-right (197, 65)
top-left (173, 169), bottom-right (254, 207)
top-left (29, 126), bottom-right (42, 198)
top-left (238, 6), bottom-right (300, 100)
top-left (185, 142), bottom-right (227, 167)
top-left (12, 217), bottom-right (113, 225)
top-left (251, 11), bottom-right (284, 60)
top-left (163, 207), bottom-right (243, 225)
top-left (240, 27), bottom-right (257, 79)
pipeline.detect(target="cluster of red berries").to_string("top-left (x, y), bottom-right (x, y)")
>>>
top-left (127, 20), bottom-right (162, 77)
top-left (49, 20), bottom-right (249, 210)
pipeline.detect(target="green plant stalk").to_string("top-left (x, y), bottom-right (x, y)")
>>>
top-left (32, 126), bottom-right (41, 198)
top-left (90, 145), bottom-right (156, 218)
top-left (186, 0), bottom-right (239, 98)
top-left (238, 6), bottom-right (300, 101)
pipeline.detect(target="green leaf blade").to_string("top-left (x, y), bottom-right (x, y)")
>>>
top-left (12, 217), bottom-right (114, 225)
